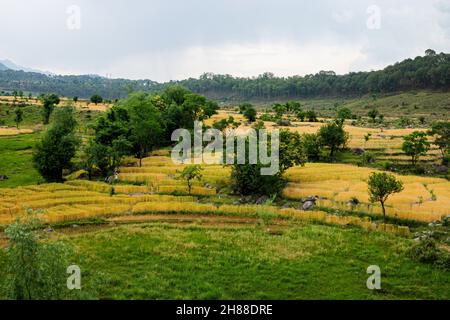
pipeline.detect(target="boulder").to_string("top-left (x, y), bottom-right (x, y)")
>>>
top-left (277, 119), bottom-right (292, 127)
top-left (352, 148), bottom-right (365, 156)
top-left (0, 174), bottom-right (8, 181)
top-left (255, 195), bottom-right (269, 205)
top-left (302, 201), bottom-right (315, 211)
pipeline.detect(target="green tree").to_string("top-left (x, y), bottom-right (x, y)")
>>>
top-left (272, 103), bottom-right (286, 119)
top-left (178, 165), bottom-right (203, 194)
top-left (238, 103), bottom-right (252, 114)
top-left (337, 107), bottom-right (352, 120)
top-left (368, 109), bottom-right (379, 122)
top-left (368, 172), bottom-right (404, 222)
top-left (428, 121), bottom-right (450, 158)
top-left (402, 131), bottom-right (430, 166)
top-left (33, 106), bottom-right (79, 182)
top-left (40, 93), bottom-right (60, 125)
top-left (243, 105), bottom-right (257, 123)
top-left (73, 96), bottom-right (78, 103)
top-left (302, 133), bottom-right (321, 161)
top-left (306, 110), bottom-right (318, 122)
top-left (14, 107), bottom-right (23, 129)
top-left (318, 120), bottom-right (349, 158)
top-left (90, 94), bottom-right (103, 105)
top-left (230, 130), bottom-right (306, 196)
top-left (1, 210), bottom-right (72, 300)
top-left (125, 93), bottom-right (163, 167)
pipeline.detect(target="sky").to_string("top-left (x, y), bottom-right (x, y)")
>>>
top-left (1, 0), bottom-right (450, 82)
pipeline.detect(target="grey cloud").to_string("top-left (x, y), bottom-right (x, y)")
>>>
top-left (0, 0), bottom-right (449, 81)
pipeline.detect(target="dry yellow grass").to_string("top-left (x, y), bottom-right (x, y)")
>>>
top-left (0, 127), bottom-right (34, 136)
top-left (283, 163), bottom-right (450, 222)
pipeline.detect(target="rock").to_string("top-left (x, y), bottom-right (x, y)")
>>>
top-left (277, 120), bottom-right (292, 127)
top-left (0, 174), bottom-right (8, 181)
top-left (352, 148), bottom-right (365, 156)
top-left (433, 165), bottom-right (448, 174)
top-left (302, 201), bottom-right (315, 211)
top-left (282, 203), bottom-right (291, 209)
top-left (232, 201), bottom-right (241, 205)
top-left (255, 195), bottom-right (269, 205)
top-left (45, 228), bottom-right (54, 233)
top-left (428, 221), bottom-right (442, 227)
top-left (72, 224), bottom-right (79, 228)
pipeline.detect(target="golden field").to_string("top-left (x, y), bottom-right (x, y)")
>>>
top-left (0, 127), bottom-right (34, 136)
top-left (0, 177), bottom-right (411, 237)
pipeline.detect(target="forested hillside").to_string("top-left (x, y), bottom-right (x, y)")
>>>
top-left (1, 50), bottom-right (449, 100)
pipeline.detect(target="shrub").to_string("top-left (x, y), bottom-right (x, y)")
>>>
top-left (410, 238), bottom-right (450, 269)
top-left (362, 152), bottom-right (376, 165)
top-left (0, 211), bottom-right (72, 299)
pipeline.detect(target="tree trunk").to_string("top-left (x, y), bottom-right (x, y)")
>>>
top-left (381, 201), bottom-right (386, 223)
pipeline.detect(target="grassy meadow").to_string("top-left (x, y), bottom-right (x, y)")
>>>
top-left (0, 91), bottom-right (449, 300)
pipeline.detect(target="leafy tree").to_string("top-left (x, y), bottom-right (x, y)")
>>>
top-left (90, 94), bottom-right (103, 105)
top-left (306, 110), bottom-right (318, 122)
top-left (285, 101), bottom-right (301, 113)
top-left (297, 111), bottom-right (306, 122)
top-left (272, 103), bottom-right (286, 119)
top-left (162, 85), bottom-right (190, 106)
top-left (368, 109), bottom-right (379, 122)
top-left (73, 96), bottom-right (78, 102)
top-left (14, 107), bottom-right (23, 129)
top-left (428, 121), bottom-right (450, 158)
top-left (337, 107), bottom-right (352, 120)
top-left (238, 103), bottom-right (252, 114)
top-left (368, 172), bottom-right (404, 222)
top-left (178, 165), bottom-right (203, 194)
top-left (402, 131), bottom-right (431, 166)
top-left (1, 210), bottom-right (72, 300)
top-left (33, 106), bottom-right (79, 182)
top-left (318, 120), bottom-right (349, 158)
top-left (124, 93), bottom-right (163, 167)
top-left (230, 130), bottom-right (306, 196)
top-left (243, 105), bottom-right (257, 122)
top-left (302, 133), bottom-right (321, 161)
top-left (181, 93), bottom-right (218, 127)
top-left (40, 93), bottom-right (60, 124)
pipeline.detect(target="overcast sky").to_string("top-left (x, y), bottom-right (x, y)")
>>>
top-left (1, 0), bottom-right (450, 82)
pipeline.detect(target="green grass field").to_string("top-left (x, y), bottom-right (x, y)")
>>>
top-left (251, 91), bottom-right (450, 121)
top-left (0, 133), bottom-right (42, 188)
top-left (61, 221), bottom-right (449, 300)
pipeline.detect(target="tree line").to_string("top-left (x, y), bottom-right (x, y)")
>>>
top-left (1, 50), bottom-right (449, 100)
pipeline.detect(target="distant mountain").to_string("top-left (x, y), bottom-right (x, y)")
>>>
top-left (0, 59), bottom-right (53, 75)
top-left (0, 62), bottom-right (9, 71)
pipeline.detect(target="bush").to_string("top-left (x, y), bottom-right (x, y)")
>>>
top-left (0, 211), bottom-right (72, 299)
top-left (259, 113), bottom-right (274, 122)
top-left (410, 238), bottom-right (450, 270)
top-left (362, 152), bottom-right (376, 165)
